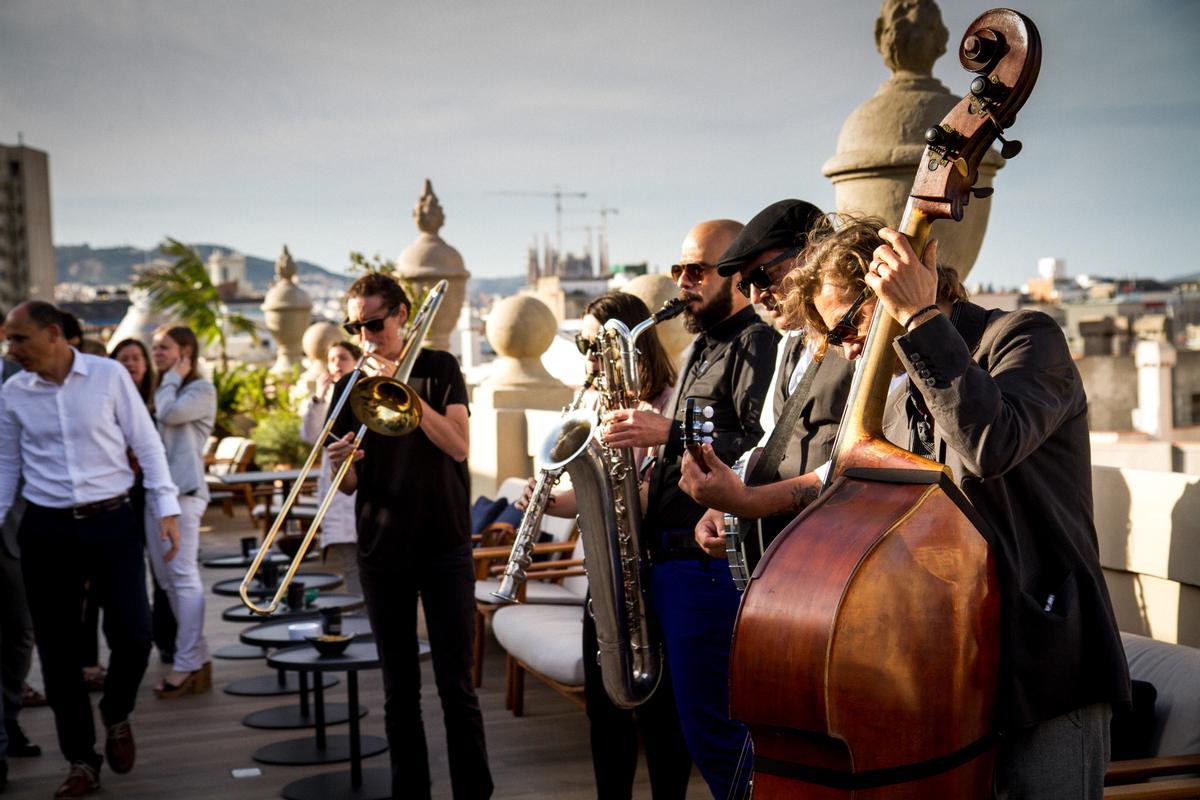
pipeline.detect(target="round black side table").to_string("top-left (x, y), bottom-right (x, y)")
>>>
top-left (212, 572), bottom-right (343, 597)
top-left (255, 642), bottom-right (389, 787)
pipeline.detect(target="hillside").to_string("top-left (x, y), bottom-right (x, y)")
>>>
top-left (55, 243), bottom-right (350, 292)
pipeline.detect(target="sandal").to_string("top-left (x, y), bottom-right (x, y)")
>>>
top-left (154, 662), bottom-right (212, 699)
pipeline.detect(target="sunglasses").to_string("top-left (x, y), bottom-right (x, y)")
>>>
top-left (736, 247), bottom-right (802, 299)
top-left (574, 332), bottom-right (599, 356)
top-left (669, 262), bottom-right (714, 282)
top-left (825, 288), bottom-right (873, 346)
top-left (342, 305), bottom-right (398, 337)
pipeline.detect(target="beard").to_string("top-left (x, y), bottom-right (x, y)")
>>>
top-left (682, 278), bottom-right (734, 333)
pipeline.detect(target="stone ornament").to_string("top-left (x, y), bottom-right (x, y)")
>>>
top-left (619, 274), bottom-right (692, 365)
top-left (824, 0), bottom-right (1002, 277)
top-left (396, 179), bottom-right (469, 351)
top-left (261, 244), bottom-right (313, 376)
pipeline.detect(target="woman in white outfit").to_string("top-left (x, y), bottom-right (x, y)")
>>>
top-left (147, 326), bottom-right (216, 697)
top-left (299, 340), bottom-right (361, 595)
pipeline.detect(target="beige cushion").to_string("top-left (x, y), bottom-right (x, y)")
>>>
top-left (493, 605), bottom-right (584, 686)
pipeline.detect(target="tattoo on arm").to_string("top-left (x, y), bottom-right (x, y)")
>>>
top-left (789, 481), bottom-right (820, 512)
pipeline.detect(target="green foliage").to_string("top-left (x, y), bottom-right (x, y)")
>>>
top-left (249, 409), bottom-right (308, 471)
top-left (211, 363), bottom-right (301, 438)
top-left (347, 251), bottom-right (396, 275)
top-left (132, 238), bottom-right (257, 367)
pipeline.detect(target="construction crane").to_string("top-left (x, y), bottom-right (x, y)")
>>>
top-left (565, 207), bottom-right (619, 275)
top-left (487, 185), bottom-right (587, 276)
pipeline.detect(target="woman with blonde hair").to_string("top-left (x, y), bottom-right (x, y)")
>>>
top-left (147, 326), bottom-right (215, 697)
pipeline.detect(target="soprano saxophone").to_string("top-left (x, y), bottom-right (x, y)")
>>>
top-left (492, 375), bottom-right (596, 604)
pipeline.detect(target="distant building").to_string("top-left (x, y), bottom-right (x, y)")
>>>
top-left (207, 248), bottom-right (248, 299)
top-left (0, 143), bottom-right (55, 311)
top-left (608, 262), bottom-right (648, 289)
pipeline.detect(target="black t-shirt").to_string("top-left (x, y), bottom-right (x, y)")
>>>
top-left (329, 348), bottom-right (470, 567)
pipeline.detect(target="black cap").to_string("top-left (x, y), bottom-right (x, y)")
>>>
top-left (716, 199), bottom-right (824, 276)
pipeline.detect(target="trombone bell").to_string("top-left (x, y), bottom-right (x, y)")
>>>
top-left (349, 375), bottom-right (423, 437)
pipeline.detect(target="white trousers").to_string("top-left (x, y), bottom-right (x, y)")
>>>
top-left (145, 495), bottom-right (210, 672)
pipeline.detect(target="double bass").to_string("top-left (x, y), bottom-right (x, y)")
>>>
top-left (729, 9), bottom-right (1041, 798)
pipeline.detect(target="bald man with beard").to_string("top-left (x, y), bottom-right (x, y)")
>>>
top-left (600, 219), bottom-right (779, 799)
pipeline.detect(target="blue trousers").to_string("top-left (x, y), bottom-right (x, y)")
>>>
top-left (650, 558), bottom-right (751, 800)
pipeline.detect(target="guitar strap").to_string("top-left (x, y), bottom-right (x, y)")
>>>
top-left (746, 357), bottom-right (821, 487)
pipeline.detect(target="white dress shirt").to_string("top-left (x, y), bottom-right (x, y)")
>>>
top-left (0, 349), bottom-right (181, 521)
top-left (757, 330), bottom-right (815, 444)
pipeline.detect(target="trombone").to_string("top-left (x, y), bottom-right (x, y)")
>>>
top-left (239, 279), bottom-right (449, 615)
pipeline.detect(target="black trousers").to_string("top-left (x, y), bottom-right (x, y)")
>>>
top-left (19, 501), bottom-right (151, 766)
top-left (360, 543), bottom-right (492, 800)
top-left (0, 541), bottom-right (35, 727)
top-left (582, 595), bottom-right (692, 800)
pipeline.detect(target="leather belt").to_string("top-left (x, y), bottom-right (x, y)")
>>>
top-left (69, 494), bottom-right (129, 520)
top-left (652, 528), bottom-right (710, 563)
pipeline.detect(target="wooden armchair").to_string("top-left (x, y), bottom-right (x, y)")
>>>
top-left (1102, 634), bottom-right (1200, 798)
top-left (490, 535), bottom-right (589, 716)
top-left (205, 436), bottom-right (257, 517)
top-left (470, 477), bottom-right (581, 688)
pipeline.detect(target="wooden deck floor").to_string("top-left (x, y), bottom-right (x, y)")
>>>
top-left (3, 506), bottom-right (709, 799)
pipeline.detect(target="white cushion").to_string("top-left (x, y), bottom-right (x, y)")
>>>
top-left (493, 605), bottom-right (584, 686)
top-left (475, 579), bottom-right (583, 606)
top-left (1122, 632), bottom-right (1200, 756)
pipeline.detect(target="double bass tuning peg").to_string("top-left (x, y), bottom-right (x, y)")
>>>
top-left (997, 133), bottom-right (1023, 159)
top-left (971, 186), bottom-right (994, 200)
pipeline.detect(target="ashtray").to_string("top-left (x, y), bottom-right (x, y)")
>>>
top-left (305, 634), bottom-right (353, 658)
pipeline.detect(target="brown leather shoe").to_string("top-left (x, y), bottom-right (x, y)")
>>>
top-left (104, 718), bottom-right (135, 774)
top-left (54, 761), bottom-right (100, 798)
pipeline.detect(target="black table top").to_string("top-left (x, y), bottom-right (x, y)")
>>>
top-left (218, 469), bottom-right (304, 485)
top-left (240, 615), bottom-right (375, 648)
top-left (221, 593), bottom-right (365, 623)
top-left (269, 641), bottom-right (382, 672)
top-left (213, 572), bottom-right (343, 598)
top-left (202, 550), bottom-right (317, 569)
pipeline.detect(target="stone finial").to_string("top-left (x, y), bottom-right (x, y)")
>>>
top-left (276, 244), bottom-right (298, 282)
top-left (619, 274), bottom-right (692, 365)
top-left (397, 179), bottom-right (468, 350)
top-left (295, 321), bottom-right (345, 401)
top-left (414, 179), bottom-right (445, 235)
top-left (476, 294), bottom-right (570, 408)
top-left (824, 0), bottom-right (1000, 276)
top-left (262, 244), bottom-right (313, 376)
top-left (875, 0), bottom-right (948, 76)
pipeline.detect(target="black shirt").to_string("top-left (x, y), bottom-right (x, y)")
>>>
top-left (329, 348), bottom-right (471, 567)
top-left (646, 305), bottom-right (779, 546)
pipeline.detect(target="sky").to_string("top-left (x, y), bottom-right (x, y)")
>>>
top-left (2, 0), bottom-right (1199, 289)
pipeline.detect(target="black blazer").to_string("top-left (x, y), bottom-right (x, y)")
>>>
top-left (883, 303), bottom-right (1131, 730)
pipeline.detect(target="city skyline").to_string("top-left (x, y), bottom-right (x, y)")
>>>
top-left (2, 0), bottom-right (1198, 289)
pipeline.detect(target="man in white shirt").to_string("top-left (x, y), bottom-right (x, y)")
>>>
top-left (0, 301), bottom-right (180, 799)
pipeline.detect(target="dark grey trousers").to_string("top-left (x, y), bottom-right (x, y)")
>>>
top-left (993, 702), bottom-right (1112, 800)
